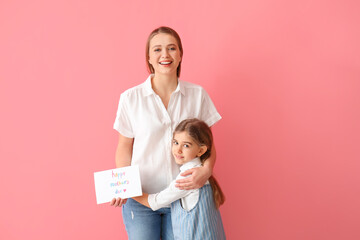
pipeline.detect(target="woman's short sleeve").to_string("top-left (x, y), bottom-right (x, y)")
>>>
top-left (113, 93), bottom-right (134, 138)
top-left (201, 88), bottom-right (222, 127)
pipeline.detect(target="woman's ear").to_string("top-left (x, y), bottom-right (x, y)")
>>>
top-left (197, 146), bottom-right (208, 157)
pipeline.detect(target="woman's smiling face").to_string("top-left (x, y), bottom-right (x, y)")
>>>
top-left (148, 33), bottom-right (182, 77)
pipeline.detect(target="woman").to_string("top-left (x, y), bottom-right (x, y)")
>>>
top-left (110, 26), bottom-right (221, 240)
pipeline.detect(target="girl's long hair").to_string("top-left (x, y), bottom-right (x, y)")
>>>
top-left (174, 118), bottom-right (225, 209)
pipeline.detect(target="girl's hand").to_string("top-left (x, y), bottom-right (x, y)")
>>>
top-left (175, 166), bottom-right (212, 190)
top-left (110, 197), bottom-right (127, 207)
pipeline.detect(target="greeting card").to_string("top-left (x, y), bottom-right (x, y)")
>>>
top-left (94, 165), bottom-right (142, 204)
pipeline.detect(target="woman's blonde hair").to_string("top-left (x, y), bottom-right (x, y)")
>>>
top-left (145, 26), bottom-right (183, 77)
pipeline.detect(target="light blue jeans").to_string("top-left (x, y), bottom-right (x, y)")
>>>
top-left (122, 198), bottom-right (174, 240)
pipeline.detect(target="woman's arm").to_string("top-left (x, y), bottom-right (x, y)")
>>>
top-left (115, 133), bottom-right (134, 168)
top-left (110, 133), bottom-right (134, 207)
top-left (175, 143), bottom-right (216, 190)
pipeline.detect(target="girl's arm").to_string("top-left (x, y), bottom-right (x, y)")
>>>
top-left (134, 179), bottom-right (194, 210)
top-left (175, 143), bottom-right (216, 190)
top-left (110, 133), bottom-right (134, 207)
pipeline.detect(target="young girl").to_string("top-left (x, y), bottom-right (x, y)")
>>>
top-left (133, 118), bottom-right (226, 240)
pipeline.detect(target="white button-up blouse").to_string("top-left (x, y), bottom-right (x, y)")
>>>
top-left (113, 75), bottom-right (221, 194)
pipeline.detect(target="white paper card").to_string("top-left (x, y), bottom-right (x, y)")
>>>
top-left (94, 165), bottom-right (142, 204)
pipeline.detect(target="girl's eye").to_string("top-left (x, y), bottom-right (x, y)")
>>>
top-left (183, 144), bottom-right (189, 148)
top-left (173, 140), bottom-right (178, 145)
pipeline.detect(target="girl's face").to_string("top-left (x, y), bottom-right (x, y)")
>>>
top-left (172, 131), bottom-right (207, 165)
top-left (148, 33), bottom-right (182, 77)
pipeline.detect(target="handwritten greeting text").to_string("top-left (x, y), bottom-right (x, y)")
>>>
top-left (94, 165), bottom-right (142, 204)
top-left (110, 171), bottom-right (129, 195)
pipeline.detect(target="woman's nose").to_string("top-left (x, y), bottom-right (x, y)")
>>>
top-left (161, 49), bottom-right (169, 58)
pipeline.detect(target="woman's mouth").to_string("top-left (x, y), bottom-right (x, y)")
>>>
top-left (159, 61), bottom-right (172, 66)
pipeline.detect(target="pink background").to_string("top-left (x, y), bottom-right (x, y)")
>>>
top-left (1, 0), bottom-right (359, 239)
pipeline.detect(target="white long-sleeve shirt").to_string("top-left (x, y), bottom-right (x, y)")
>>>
top-left (148, 158), bottom-right (210, 211)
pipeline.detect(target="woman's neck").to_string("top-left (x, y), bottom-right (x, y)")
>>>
top-left (151, 74), bottom-right (178, 98)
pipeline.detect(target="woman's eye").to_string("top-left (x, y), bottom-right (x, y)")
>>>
top-left (154, 48), bottom-right (161, 52)
top-left (169, 47), bottom-right (176, 51)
